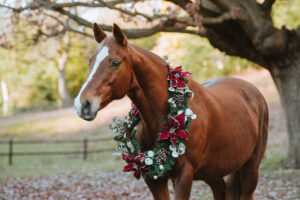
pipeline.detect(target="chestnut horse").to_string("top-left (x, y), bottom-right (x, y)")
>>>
top-left (74, 23), bottom-right (268, 200)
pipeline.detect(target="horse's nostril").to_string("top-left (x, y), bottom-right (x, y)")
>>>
top-left (83, 100), bottom-right (91, 114)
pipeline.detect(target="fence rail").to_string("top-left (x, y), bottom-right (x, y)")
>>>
top-left (0, 137), bottom-right (114, 165)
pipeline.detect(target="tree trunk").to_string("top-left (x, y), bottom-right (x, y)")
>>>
top-left (1, 81), bottom-right (8, 116)
top-left (270, 59), bottom-right (300, 168)
top-left (58, 34), bottom-right (72, 107)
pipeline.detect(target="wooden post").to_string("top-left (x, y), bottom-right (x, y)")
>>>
top-left (83, 138), bottom-right (88, 161)
top-left (9, 139), bottom-right (13, 165)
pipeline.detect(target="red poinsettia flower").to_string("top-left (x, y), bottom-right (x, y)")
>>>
top-left (122, 153), bottom-right (147, 179)
top-left (131, 103), bottom-right (139, 117)
top-left (158, 112), bottom-right (189, 146)
top-left (168, 66), bottom-right (192, 88)
top-left (169, 66), bottom-right (192, 77)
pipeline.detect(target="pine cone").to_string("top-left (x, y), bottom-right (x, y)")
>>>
top-left (173, 93), bottom-right (185, 106)
top-left (156, 148), bottom-right (169, 165)
top-left (120, 126), bottom-right (126, 135)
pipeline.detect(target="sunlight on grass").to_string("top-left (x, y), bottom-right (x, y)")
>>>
top-left (260, 145), bottom-right (286, 171)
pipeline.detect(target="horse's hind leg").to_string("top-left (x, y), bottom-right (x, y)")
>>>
top-left (239, 105), bottom-right (268, 200)
top-left (239, 157), bottom-right (259, 200)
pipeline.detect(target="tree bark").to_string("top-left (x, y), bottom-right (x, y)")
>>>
top-left (270, 59), bottom-right (300, 168)
top-left (58, 33), bottom-right (72, 107)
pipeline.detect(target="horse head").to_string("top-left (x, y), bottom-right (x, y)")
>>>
top-left (74, 23), bottom-right (133, 121)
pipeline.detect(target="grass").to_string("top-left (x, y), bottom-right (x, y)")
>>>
top-left (0, 135), bottom-right (287, 179)
top-left (0, 153), bottom-right (124, 179)
top-left (259, 145), bottom-right (286, 171)
top-left (0, 113), bottom-right (124, 179)
top-left (0, 139), bottom-right (124, 179)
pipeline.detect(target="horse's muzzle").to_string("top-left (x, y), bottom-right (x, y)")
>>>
top-left (75, 99), bottom-right (97, 121)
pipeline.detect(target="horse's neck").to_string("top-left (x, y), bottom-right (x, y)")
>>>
top-left (127, 45), bottom-right (169, 148)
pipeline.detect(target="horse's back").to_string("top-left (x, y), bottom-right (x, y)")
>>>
top-left (202, 77), bottom-right (268, 116)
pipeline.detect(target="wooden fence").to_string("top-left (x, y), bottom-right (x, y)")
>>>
top-left (0, 137), bottom-right (114, 165)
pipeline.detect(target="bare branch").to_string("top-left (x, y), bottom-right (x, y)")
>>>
top-left (166, 0), bottom-right (190, 9)
top-left (97, 0), bottom-right (167, 22)
top-left (0, 4), bottom-right (35, 13)
top-left (38, 28), bottom-right (67, 38)
top-left (52, 7), bottom-right (93, 27)
top-left (0, 0), bottom-right (200, 39)
top-left (200, 1), bottom-right (222, 14)
top-left (100, 22), bottom-right (200, 39)
top-left (172, 9), bottom-right (246, 32)
top-left (260, 0), bottom-right (276, 14)
top-left (43, 13), bottom-right (93, 38)
top-left (43, 0), bottom-right (123, 9)
top-left (38, 24), bottom-right (92, 38)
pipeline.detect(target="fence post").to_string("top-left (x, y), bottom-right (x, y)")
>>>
top-left (9, 139), bottom-right (13, 165)
top-left (83, 138), bottom-right (88, 161)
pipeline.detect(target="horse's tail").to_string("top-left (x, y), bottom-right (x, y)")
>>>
top-left (255, 95), bottom-right (269, 166)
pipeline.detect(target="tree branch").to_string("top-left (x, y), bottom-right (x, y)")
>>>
top-left (96, 0), bottom-right (167, 22)
top-left (260, 0), bottom-right (276, 14)
top-left (0, 0), bottom-right (244, 40)
top-left (0, 4), bottom-right (34, 13)
top-left (166, 0), bottom-right (190, 9)
top-left (34, 2), bottom-right (200, 38)
top-left (37, 0), bottom-right (167, 22)
top-left (43, 13), bottom-right (93, 38)
top-left (175, 11), bottom-right (235, 27)
top-left (43, 0), bottom-right (123, 9)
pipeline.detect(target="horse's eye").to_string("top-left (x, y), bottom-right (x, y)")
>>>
top-left (111, 60), bottom-right (121, 68)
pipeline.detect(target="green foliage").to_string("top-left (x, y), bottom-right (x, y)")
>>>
top-left (66, 36), bottom-right (95, 98)
top-left (0, 27), bottom-right (95, 113)
top-left (29, 64), bottom-right (59, 104)
top-left (153, 34), bottom-right (256, 81)
top-left (130, 33), bottom-right (160, 50)
top-left (272, 0), bottom-right (300, 29)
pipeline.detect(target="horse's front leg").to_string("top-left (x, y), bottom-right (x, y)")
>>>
top-left (173, 162), bottom-right (194, 200)
top-left (145, 176), bottom-right (170, 200)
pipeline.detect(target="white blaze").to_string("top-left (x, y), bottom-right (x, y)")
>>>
top-left (74, 45), bottom-right (109, 116)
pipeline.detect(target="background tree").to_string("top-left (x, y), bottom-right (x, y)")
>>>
top-left (56, 32), bottom-right (72, 107)
top-left (0, 0), bottom-right (299, 168)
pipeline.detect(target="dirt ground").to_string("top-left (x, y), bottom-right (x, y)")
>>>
top-left (1, 169), bottom-right (299, 200)
top-left (1, 69), bottom-right (300, 199)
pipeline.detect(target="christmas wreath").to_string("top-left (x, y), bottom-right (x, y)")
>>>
top-left (109, 65), bottom-right (196, 180)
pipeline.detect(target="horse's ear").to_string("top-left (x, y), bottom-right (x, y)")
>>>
top-left (93, 23), bottom-right (107, 43)
top-left (112, 23), bottom-right (128, 46)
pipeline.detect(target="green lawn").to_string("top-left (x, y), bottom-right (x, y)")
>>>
top-left (0, 111), bottom-right (125, 179)
top-left (0, 133), bottom-right (287, 179)
top-left (0, 139), bottom-right (124, 179)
